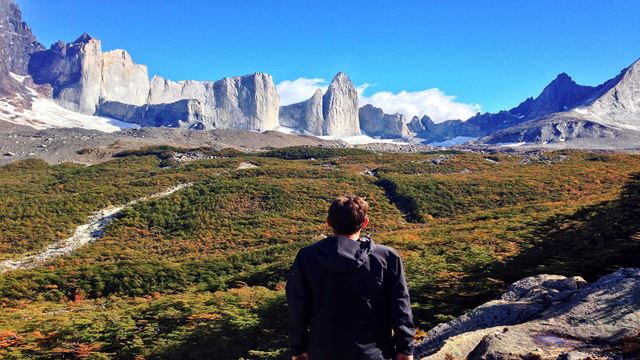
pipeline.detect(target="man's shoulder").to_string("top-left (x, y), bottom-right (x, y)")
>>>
top-left (296, 238), bottom-right (326, 258)
top-left (372, 242), bottom-right (400, 259)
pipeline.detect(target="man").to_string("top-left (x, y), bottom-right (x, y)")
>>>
top-left (286, 195), bottom-right (415, 360)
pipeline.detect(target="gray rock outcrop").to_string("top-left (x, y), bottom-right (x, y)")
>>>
top-left (279, 89), bottom-right (324, 134)
top-left (278, 72), bottom-right (360, 137)
top-left (408, 115), bottom-right (428, 133)
top-left (323, 72), bottom-right (360, 137)
top-left (29, 34), bottom-right (149, 114)
top-left (416, 268), bottom-right (640, 360)
top-left (145, 72), bottom-right (279, 131)
top-left (28, 32), bottom-right (280, 131)
top-left (0, 0), bottom-right (44, 76)
top-left (0, 0), bottom-right (43, 97)
top-left (97, 99), bottom-right (205, 129)
top-left (576, 58), bottom-right (640, 130)
top-left (358, 104), bottom-right (411, 139)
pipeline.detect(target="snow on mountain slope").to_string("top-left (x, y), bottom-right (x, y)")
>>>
top-left (0, 74), bottom-right (138, 132)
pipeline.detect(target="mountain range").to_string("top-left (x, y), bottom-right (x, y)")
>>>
top-left (1, 0), bottom-right (639, 148)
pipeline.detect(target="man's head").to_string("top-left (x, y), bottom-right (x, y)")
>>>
top-left (327, 195), bottom-right (369, 236)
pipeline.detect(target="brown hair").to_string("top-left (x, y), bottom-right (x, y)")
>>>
top-left (327, 195), bottom-right (369, 235)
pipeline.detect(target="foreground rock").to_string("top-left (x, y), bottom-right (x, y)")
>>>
top-left (416, 268), bottom-right (640, 359)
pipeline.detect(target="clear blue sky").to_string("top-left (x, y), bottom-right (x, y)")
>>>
top-left (17, 0), bottom-right (640, 113)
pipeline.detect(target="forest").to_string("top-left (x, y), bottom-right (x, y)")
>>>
top-left (1, 146), bottom-right (639, 359)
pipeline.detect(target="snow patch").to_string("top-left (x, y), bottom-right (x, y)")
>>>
top-left (498, 142), bottom-right (528, 147)
top-left (274, 126), bottom-right (306, 135)
top-left (319, 134), bottom-right (410, 145)
top-left (9, 72), bottom-right (27, 82)
top-left (428, 136), bottom-right (477, 147)
top-left (0, 94), bottom-right (139, 132)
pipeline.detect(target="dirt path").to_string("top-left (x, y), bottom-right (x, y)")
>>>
top-left (0, 183), bottom-right (192, 273)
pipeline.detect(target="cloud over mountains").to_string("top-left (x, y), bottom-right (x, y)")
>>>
top-left (277, 77), bottom-right (481, 122)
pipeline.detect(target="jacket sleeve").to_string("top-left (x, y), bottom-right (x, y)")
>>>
top-left (285, 250), bottom-right (311, 356)
top-left (388, 251), bottom-right (416, 355)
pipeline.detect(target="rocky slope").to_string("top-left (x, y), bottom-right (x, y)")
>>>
top-left (478, 59), bottom-right (640, 145)
top-left (416, 268), bottom-right (640, 359)
top-left (410, 60), bottom-right (640, 146)
top-left (0, 0), bottom-right (43, 97)
top-left (97, 73), bottom-right (280, 131)
top-left (0, 0), bottom-right (43, 76)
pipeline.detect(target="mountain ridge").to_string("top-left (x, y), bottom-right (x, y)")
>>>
top-left (1, 0), bottom-right (639, 148)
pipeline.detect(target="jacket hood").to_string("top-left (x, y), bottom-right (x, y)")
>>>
top-left (315, 235), bottom-right (376, 272)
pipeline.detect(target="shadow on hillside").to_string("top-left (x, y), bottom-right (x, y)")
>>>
top-left (413, 173), bottom-right (640, 355)
top-left (156, 293), bottom-right (289, 360)
top-left (489, 171), bottom-right (640, 285)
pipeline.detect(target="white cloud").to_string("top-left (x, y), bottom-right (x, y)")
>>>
top-left (276, 78), bottom-right (328, 106)
top-left (359, 89), bottom-right (481, 122)
top-left (276, 77), bottom-right (481, 122)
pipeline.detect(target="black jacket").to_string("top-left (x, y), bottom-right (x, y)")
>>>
top-left (285, 235), bottom-right (415, 359)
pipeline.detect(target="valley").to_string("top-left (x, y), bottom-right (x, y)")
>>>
top-left (1, 147), bottom-right (638, 359)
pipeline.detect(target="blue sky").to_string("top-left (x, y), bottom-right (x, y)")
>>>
top-left (17, 0), bottom-right (640, 120)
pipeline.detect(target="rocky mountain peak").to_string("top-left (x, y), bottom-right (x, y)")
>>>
top-left (322, 71), bottom-right (360, 136)
top-left (332, 71), bottom-right (349, 82)
top-left (540, 72), bottom-right (582, 96)
top-left (554, 72), bottom-right (572, 82)
top-left (73, 33), bottom-right (94, 44)
top-left (578, 56), bottom-right (640, 128)
top-left (0, 0), bottom-right (44, 76)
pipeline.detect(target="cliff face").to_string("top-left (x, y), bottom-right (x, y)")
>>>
top-left (416, 268), bottom-right (640, 360)
top-left (322, 72), bottom-right (360, 137)
top-left (28, 34), bottom-right (149, 114)
top-left (0, 0), bottom-right (44, 76)
top-left (0, 0), bottom-right (43, 97)
top-left (28, 33), bottom-right (280, 131)
top-left (279, 89), bottom-right (324, 134)
top-left (358, 104), bottom-right (411, 139)
top-left (278, 72), bottom-right (360, 137)
top-left (146, 73), bottom-right (280, 131)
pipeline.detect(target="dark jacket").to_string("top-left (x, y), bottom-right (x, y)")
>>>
top-left (285, 235), bottom-right (415, 359)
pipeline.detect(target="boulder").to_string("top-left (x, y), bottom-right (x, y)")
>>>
top-left (416, 269), bottom-right (640, 360)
